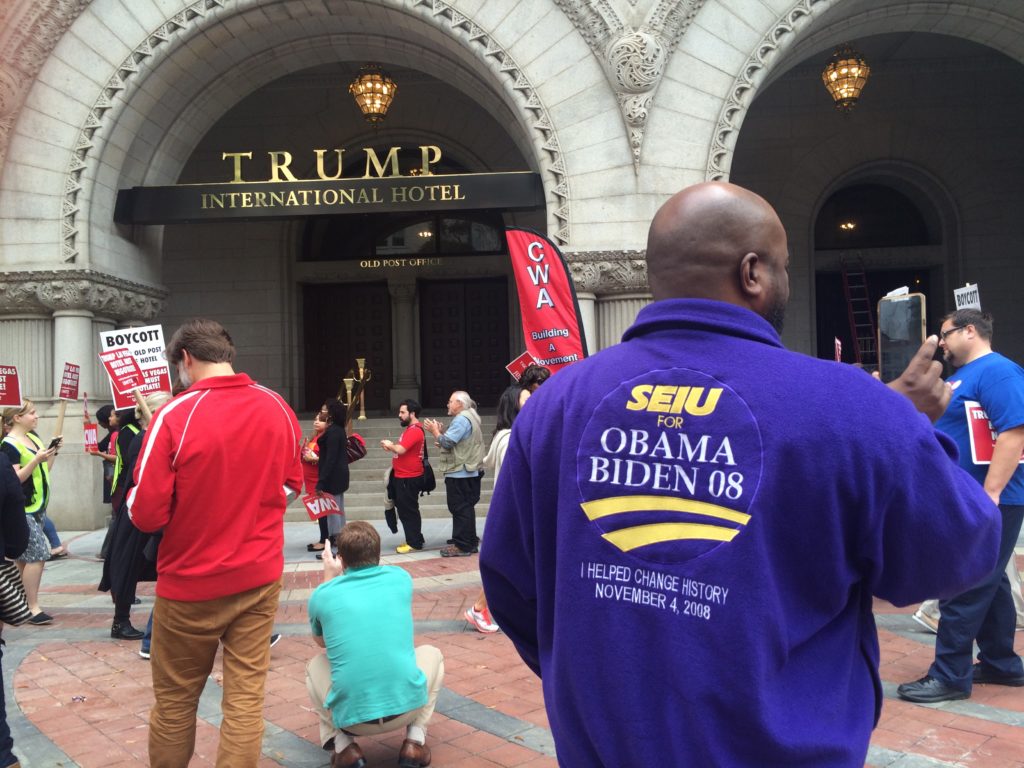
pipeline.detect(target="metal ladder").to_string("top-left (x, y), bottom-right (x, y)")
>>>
top-left (841, 255), bottom-right (876, 366)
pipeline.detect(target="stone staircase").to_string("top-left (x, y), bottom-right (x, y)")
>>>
top-left (284, 414), bottom-right (498, 523)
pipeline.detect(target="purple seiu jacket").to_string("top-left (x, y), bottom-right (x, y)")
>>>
top-left (480, 299), bottom-right (1000, 767)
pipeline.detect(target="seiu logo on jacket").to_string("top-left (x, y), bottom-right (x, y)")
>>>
top-left (576, 368), bottom-right (762, 565)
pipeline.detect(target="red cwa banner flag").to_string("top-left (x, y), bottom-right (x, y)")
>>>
top-left (505, 228), bottom-right (587, 373)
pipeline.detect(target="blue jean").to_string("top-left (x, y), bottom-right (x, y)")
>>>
top-left (0, 638), bottom-right (18, 767)
top-left (141, 611), bottom-right (154, 654)
top-left (929, 503), bottom-right (1024, 690)
top-left (42, 515), bottom-right (61, 549)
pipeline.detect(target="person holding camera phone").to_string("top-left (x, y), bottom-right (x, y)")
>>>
top-left (1, 399), bottom-right (61, 625)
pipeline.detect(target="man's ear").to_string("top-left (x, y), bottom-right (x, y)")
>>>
top-left (739, 252), bottom-right (764, 299)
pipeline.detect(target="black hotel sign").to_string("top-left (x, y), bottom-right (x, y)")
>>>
top-left (114, 146), bottom-right (544, 225)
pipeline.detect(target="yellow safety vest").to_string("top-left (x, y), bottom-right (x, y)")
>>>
top-left (111, 423), bottom-right (140, 491)
top-left (2, 432), bottom-right (50, 514)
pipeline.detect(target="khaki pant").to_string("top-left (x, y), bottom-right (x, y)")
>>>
top-left (306, 645), bottom-right (444, 748)
top-left (148, 579), bottom-right (282, 768)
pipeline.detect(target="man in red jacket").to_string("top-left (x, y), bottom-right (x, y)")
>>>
top-left (128, 318), bottom-right (303, 768)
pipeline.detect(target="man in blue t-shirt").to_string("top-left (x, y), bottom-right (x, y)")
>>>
top-left (306, 522), bottom-right (443, 768)
top-left (899, 309), bottom-right (1024, 703)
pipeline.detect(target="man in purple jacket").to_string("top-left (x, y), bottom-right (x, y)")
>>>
top-left (480, 181), bottom-right (1001, 767)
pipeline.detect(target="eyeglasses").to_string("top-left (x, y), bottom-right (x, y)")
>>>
top-left (939, 326), bottom-right (967, 341)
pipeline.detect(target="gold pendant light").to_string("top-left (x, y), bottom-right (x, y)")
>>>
top-left (822, 44), bottom-right (871, 112)
top-left (349, 64), bottom-right (398, 123)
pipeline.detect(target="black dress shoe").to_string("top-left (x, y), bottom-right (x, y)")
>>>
top-left (973, 663), bottom-right (1024, 686)
top-left (897, 675), bottom-right (969, 703)
top-left (111, 621), bottom-right (145, 640)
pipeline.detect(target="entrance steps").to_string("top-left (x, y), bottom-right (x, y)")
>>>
top-left (284, 414), bottom-right (498, 523)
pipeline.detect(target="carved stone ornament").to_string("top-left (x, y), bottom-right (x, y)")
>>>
top-left (555, 0), bottom-right (706, 173)
top-left (567, 250), bottom-right (648, 294)
top-left (0, 271), bottom-right (168, 321)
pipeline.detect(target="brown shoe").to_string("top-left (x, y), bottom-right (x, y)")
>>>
top-left (332, 742), bottom-right (367, 768)
top-left (398, 739), bottom-right (431, 767)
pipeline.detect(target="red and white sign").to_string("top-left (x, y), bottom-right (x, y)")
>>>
top-left (0, 365), bottom-right (21, 408)
top-left (965, 400), bottom-right (1024, 465)
top-left (58, 362), bottom-right (81, 400)
top-left (83, 422), bottom-right (98, 452)
top-left (834, 337), bottom-right (842, 363)
top-left (98, 325), bottom-right (172, 409)
top-left (506, 228), bottom-right (587, 374)
top-left (99, 349), bottom-right (145, 395)
top-left (505, 351), bottom-right (538, 381)
top-left (303, 492), bottom-right (341, 521)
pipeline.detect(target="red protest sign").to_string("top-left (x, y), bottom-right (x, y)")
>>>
top-left (303, 492), bottom-right (342, 521)
top-left (99, 349), bottom-right (145, 395)
top-left (0, 365), bottom-right (21, 408)
top-left (505, 351), bottom-right (538, 381)
top-left (98, 325), bottom-right (172, 409)
top-left (506, 228), bottom-right (588, 373)
top-left (83, 422), bottom-right (98, 453)
top-left (965, 400), bottom-right (1024, 465)
top-left (59, 362), bottom-right (81, 400)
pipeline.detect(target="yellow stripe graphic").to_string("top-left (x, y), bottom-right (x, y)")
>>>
top-left (603, 522), bottom-right (739, 551)
top-left (581, 495), bottom-right (750, 526)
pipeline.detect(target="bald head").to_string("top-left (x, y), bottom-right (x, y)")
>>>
top-left (646, 182), bottom-right (790, 330)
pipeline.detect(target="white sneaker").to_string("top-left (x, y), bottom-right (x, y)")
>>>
top-left (139, 648), bottom-right (150, 660)
top-left (912, 611), bottom-right (939, 634)
top-left (269, 633), bottom-right (282, 648)
top-left (465, 606), bottom-right (499, 634)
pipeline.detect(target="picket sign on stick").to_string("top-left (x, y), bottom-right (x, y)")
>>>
top-left (52, 401), bottom-right (67, 444)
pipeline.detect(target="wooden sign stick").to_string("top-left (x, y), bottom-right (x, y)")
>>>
top-left (133, 388), bottom-right (152, 423)
top-left (53, 400), bottom-right (67, 440)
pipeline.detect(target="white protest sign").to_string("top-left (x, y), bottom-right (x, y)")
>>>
top-left (98, 325), bottom-right (172, 409)
top-left (954, 284), bottom-right (981, 311)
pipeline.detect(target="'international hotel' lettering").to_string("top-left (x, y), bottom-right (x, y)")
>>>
top-left (200, 184), bottom-right (466, 211)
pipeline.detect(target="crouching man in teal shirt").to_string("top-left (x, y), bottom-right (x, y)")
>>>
top-left (307, 522), bottom-right (443, 768)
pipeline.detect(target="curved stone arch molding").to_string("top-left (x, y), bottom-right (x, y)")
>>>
top-left (59, 0), bottom-right (572, 270)
top-left (555, 0), bottom-right (707, 173)
top-left (706, 0), bottom-right (1024, 182)
top-left (704, 0), bottom-right (837, 182)
top-left (0, 0), bottom-right (92, 171)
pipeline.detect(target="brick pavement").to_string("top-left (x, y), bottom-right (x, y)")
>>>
top-left (2, 522), bottom-right (1022, 767)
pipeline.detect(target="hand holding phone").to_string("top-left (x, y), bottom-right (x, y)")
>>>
top-left (48, 436), bottom-right (63, 450)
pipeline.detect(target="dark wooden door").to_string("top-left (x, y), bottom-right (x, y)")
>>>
top-left (420, 278), bottom-right (509, 409)
top-left (303, 283), bottom-right (392, 413)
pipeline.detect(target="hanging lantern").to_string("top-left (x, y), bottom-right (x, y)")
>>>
top-left (821, 44), bottom-right (870, 112)
top-left (348, 64), bottom-right (397, 123)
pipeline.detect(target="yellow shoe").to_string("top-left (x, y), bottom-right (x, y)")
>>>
top-left (395, 543), bottom-right (420, 554)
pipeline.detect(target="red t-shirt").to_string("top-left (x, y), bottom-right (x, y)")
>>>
top-left (301, 433), bottom-right (321, 492)
top-left (393, 424), bottom-right (425, 478)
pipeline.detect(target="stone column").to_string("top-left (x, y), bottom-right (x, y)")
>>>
top-left (575, 292), bottom-right (597, 356)
top-left (52, 309), bottom-right (95, 398)
top-left (597, 293), bottom-right (653, 348)
top-left (388, 281), bottom-right (418, 409)
top-left (92, 317), bottom-right (116, 400)
top-left (0, 315), bottom-right (53, 398)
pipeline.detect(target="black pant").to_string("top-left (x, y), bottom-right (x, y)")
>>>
top-left (393, 476), bottom-right (425, 548)
top-left (930, 503), bottom-right (1024, 690)
top-left (446, 474), bottom-right (481, 551)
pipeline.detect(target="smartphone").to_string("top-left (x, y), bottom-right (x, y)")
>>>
top-left (877, 293), bottom-right (926, 383)
top-left (48, 437), bottom-right (62, 450)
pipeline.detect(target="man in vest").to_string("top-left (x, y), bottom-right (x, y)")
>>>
top-left (423, 391), bottom-right (484, 557)
top-left (128, 318), bottom-right (303, 767)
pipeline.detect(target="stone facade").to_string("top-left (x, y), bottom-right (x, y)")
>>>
top-left (3, 0), bottom-right (1024, 525)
